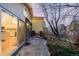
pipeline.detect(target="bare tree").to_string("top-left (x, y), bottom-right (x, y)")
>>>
top-left (41, 4), bottom-right (61, 36)
top-left (41, 3), bottom-right (79, 37)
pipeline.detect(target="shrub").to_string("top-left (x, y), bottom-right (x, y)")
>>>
top-left (30, 31), bottom-right (36, 36)
top-left (47, 44), bottom-right (79, 56)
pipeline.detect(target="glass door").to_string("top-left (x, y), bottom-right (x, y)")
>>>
top-left (19, 20), bottom-right (24, 44)
top-left (26, 22), bottom-right (32, 39)
top-left (0, 10), bottom-right (1, 56)
top-left (1, 11), bottom-right (18, 56)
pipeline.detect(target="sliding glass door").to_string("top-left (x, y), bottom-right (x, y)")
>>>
top-left (19, 20), bottom-right (25, 44)
top-left (1, 11), bottom-right (18, 56)
top-left (0, 10), bottom-right (1, 56)
top-left (0, 7), bottom-right (26, 56)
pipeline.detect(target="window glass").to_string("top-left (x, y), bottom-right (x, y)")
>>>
top-left (0, 11), bottom-right (1, 56)
top-left (1, 11), bottom-right (18, 56)
top-left (27, 22), bottom-right (31, 31)
top-left (19, 20), bottom-right (24, 44)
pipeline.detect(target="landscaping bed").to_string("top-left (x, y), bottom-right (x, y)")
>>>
top-left (47, 43), bottom-right (79, 56)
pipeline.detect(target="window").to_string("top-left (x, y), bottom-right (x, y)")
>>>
top-left (1, 11), bottom-right (18, 56)
top-left (27, 22), bottom-right (31, 32)
top-left (0, 10), bottom-right (1, 56)
top-left (19, 20), bottom-right (24, 44)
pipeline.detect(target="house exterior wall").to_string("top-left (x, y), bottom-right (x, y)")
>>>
top-left (32, 17), bottom-right (44, 33)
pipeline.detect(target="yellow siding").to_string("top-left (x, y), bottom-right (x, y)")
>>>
top-left (32, 17), bottom-right (44, 33)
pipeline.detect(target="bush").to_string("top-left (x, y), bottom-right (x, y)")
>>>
top-left (39, 31), bottom-right (44, 36)
top-left (30, 31), bottom-right (36, 36)
top-left (47, 44), bottom-right (79, 56)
